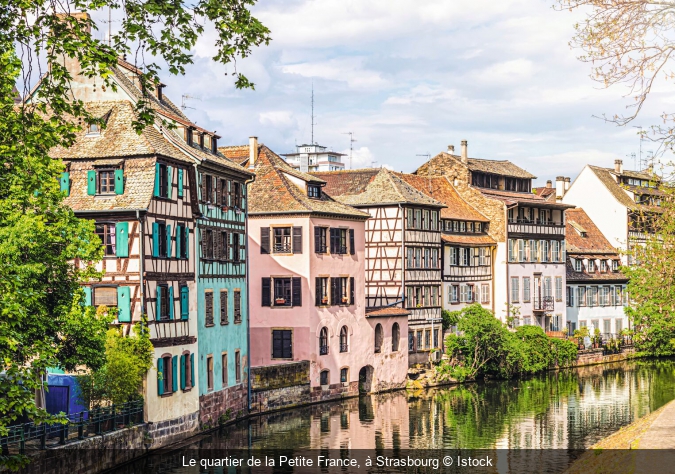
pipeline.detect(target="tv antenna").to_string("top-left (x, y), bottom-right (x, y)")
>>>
top-left (371, 160), bottom-right (379, 168)
top-left (310, 82), bottom-right (317, 145)
top-left (101, 8), bottom-right (120, 46)
top-left (181, 94), bottom-right (200, 110)
top-left (342, 132), bottom-right (357, 169)
top-left (633, 125), bottom-right (644, 170)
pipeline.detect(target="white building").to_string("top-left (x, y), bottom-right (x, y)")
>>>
top-left (283, 144), bottom-right (346, 172)
top-left (565, 208), bottom-right (628, 335)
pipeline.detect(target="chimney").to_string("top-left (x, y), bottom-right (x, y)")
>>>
top-left (614, 159), bottom-right (623, 174)
top-left (447, 145), bottom-right (455, 154)
top-left (460, 140), bottom-right (468, 163)
top-left (546, 180), bottom-right (552, 189)
top-left (157, 84), bottom-right (163, 102)
top-left (564, 177), bottom-right (571, 191)
top-left (249, 136), bottom-right (258, 169)
top-left (555, 176), bottom-right (565, 199)
top-left (55, 11), bottom-right (92, 35)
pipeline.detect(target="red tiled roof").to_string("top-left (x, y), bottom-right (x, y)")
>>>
top-left (441, 233), bottom-right (496, 246)
top-left (415, 151), bottom-right (536, 179)
top-left (565, 208), bottom-right (617, 255)
top-left (311, 169), bottom-right (380, 196)
top-left (533, 186), bottom-right (556, 201)
top-left (365, 307), bottom-right (411, 318)
top-left (479, 188), bottom-right (574, 209)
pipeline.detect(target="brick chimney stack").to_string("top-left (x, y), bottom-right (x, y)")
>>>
top-left (460, 140), bottom-right (468, 163)
top-left (615, 159), bottom-right (623, 174)
top-left (447, 145), bottom-right (455, 154)
top-left (546, 180), bottom-right (552, 189)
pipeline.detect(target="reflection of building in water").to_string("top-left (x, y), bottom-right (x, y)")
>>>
top-left (494, 398), bottom-right (569, 449)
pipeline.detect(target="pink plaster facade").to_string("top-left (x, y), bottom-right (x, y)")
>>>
top-left (248, 215), bottom-right (408, 392)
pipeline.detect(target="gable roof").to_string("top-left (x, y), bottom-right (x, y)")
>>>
top-left (588, 165), bottom-right (662, 212)
top-left (415, 151), bottom-right (536, 179)
top-left (395, 174), bottom-right (488, 222)
top-left (311, 169), bottom-right (445, 208)
top-left (479, 188), bottom-right (574, 209)
top-left (533, 186), bottom-right (556, 201)
top-left (565, 208), bottom-right (617, 255)
top-left (243, 145), bottom-right (368, 219)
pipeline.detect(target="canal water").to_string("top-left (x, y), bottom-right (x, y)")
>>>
top-left (112, 359), bottom-right (675, 472)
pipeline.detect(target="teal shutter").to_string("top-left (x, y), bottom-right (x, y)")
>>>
top-left (177, 169), bottom-right (184, 198)
top-left (166, 225), bottom-right (172, 258)
top-left (114, 169), bottom-right (124, 194)
top-left (117, 286), bottom-right (131, 322)
top-left (185, 227), bottom-right (189, 259)
top-left (168, 286), bottom-right (174, 320)
top-left (156, 286), bottom-right (162, 320)
top-left (87, 170), bottom-right (96, 195)
top-left (115, 222), bottom-right (129, 257)
top-left (83, 286), bottom-right (92, 306)
top-left (152, 222), bottom-right (159, 257)
top-left (180, 355), bottom-right (186, 390)
top-left (157, 358), bottom-right (164, 396)
top-left (180, 286), bottom-right (189, 320)
top-left (154, 163), bottom-right (161, 197)
top-left (60, 172), bottom-right (70, 196)
top-left (171, 355), bottom-right (178, 393)
top-left (166, 166), bottom-right (173, 199)
top-left (190, 353), bottom-right (195, 388)
top-left (175, 225), bottom-right (182, 258)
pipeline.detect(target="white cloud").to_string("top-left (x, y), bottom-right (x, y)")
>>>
top-left (281, 57), bottom-right (386, 89)
top-left (259, 110), bottom-right (296, 128)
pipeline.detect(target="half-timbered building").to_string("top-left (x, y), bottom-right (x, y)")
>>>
top-left (313, 169), bottom-right (446, 366)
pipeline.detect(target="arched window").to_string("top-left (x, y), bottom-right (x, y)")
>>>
top-left (374, 324), bottom-right (383, 353)
top-left (392, 323), bottom-right (400, 352)
top-left (320, 369), bottom-right (329, 386)
top-left (340, 326), bottom-right (348, 352)
top-left (319, 327), bottom-right (328, 355)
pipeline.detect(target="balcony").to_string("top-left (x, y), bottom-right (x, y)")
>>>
top-left (508, 219), bottom-right (565, 236)
top-left (273, 242), bottom-right (292, 253)
top-left (533, 296), bottom-right (554, 312)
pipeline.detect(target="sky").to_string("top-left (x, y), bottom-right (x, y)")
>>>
top-left (92, 0), bottom-right (675, 186)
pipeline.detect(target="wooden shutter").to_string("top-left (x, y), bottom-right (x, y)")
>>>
top-left (315, 277), bottom-right (321, 306)
top-left (154, 163), bottom-right (161, 197)
top-left (156, 286), bottom-right (162, 320)
top-left (292, 277), bottom-right (302, 307)
top-left (171, 355), bottom-right (178, 393)
top-left (262, 278), bottom-right (271, 307)
top-left (350, 277), bottom-right (355, 305)
top-left (216, 178), bottom-right (222, 205)
top-left (331, 277), bottom-right (339, 306)
top-left (177, 169), bottom-right (184, 198)
top-left (168, 286), bottom-right (174, 320)
top-left (349, 229), bottom-right (355, 255)
top-left (273, 331), bottom-right (282, 358)
top-left (227, 179), bottom-right (233, 207)
top-left (292, 227), bottom-right (302, 254)
top-left (220, 290), bottom-right (228, 324)
top-left (152, 222), bottom-right (159, 257)
top-left (185, 227), bottom-right (189, 259)
top-left (200, 173), bottom-right (207, 203)
top-left (225, 232), bottom-right (231, 261)
top-left (166, 166), bottom-right (173, 199)
top-left (83, 286), bottom-right (92, 306)
top-left (212, 230), bottom-right (220, 260)
top-left (60, 172), bottom-right (70, 196)
top-left (175, 225), bottom-right (182, 258)
top-left (329, 228), bottom-right (336, 253)
top-left (190, 353), bottom-right (195, 388)
top-left (117, 286), bottom-right (131, 322)
top-left (233, 290), bottom-right (241, 322)
top-left (157, 358), bottom-right (164, 395)
top-left (115, 222), bottom-right (129, 257)
top-left (180, 355), bottom-right (186, 390)
top-left (87, 170), bottom-right (96, 195)
top-left (283, 331), bottom-right (292, 358)
top-left (114, 169), bottom-right (124, 195)
top-left (180, 286), bottom-right (189, 320)
top-left (260, 227), bottom-right (270, 254)
top-left (314, 227), bottom-right (321, 253)
top-left (205, 291), bottom-right (214, 325)
top-left (166, 225), bottom-right (172, 259)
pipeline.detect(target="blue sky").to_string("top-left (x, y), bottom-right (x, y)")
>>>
top-left (92, 0), bottom-right (674, 185)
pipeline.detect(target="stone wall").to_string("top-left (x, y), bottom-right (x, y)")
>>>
top-left (572, 347), bottom-right (635, 367)
top-left (310, 381), bottom-right (359, 403)
top-left (198, 382), bottom-right (248, 429)
top-left (146, 411), bottom-right (199, 448)
top-left (250, 361), bottom-right (311, 413)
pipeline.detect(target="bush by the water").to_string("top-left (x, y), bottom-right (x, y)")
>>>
top-left (437, 304), bottom-right (578, 382)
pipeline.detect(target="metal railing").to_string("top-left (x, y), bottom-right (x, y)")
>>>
top-left (1, 400), bottom-right (143, 455)
top-left (340, 343), bottom-right (348, 353)
top-left (273, 242), bottom-right (292, 253)
top-left (319, 345), bottom-right (328, 356)
top-left (533, 296), bottom-right (554, 311)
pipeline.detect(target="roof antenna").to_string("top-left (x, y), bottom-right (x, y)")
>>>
top-left (311, 81), bottom-right (317, 145)
top-left (342, 132), bottom-right (357, 169)
top-left (181, 94), bottom-right (200, 110)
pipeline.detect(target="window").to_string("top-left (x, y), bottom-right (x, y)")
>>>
top-left (203, 229), bottom-right (213, 259)
top-left (601, 260), bottom-right (608, 272)
top-left (588, 286), bottom-right (598, 307)
top-left (181, 353), bottom-right (192, 391)
top-left (222, 353), bottom-right (228, 386)
top-left (552, 240), bottom-right (560, 262)
top-left (232, 234), bottom-right (240, 263)
top-left (616, 319), bottom-right (623, 334)
top-left (449, 247), bottom-right (457, 266)
top-left (263, 277), bottom-right (301, 307)
top-left (416, 331), bottom-right (423, 352)
top-left (315, 227), bottom-right (328, 254)
top-left (425, 330), bottom-right (431, 349)
top-left (272, 329), bottom-right (293, 359)
top-left (555, 277), bottom-right (563, 301)
top-left (541, 240), bottom-right (549, 262)
top-left (612, 286), bottom-right (622, 306)
top-left (600, 286), bottom-right (610, 306)
top-left (94, 287), bottom-right (117, 307)
top-left (612, 260), bottom-right (620, 271)
top-left (161, 355), bottom-right (172, 394)
top-left (154, 222), bottom-right (168, 258)
top-left (206, 355), bottom-right (214, 391)
top-left (574, 258), bottom-right (582, 272)
top-left (87, 122), bottom-right (100, 135)
top-left (340, 368), bottom-right (348, 384)
top-left (98, 170), bottom-right (115, 194)
top-left (476, 222), bottom-right (482, 233)
top-left (453, 220), bottom-right (459, 233)
top-left (408, 332), bottom-right (415, 352)
top-left (431, 211), bottom-right (438, 231)
top-left (273, 227), bottom-right (292, 253)
top-left (156, 284), bottom-right (171, 321)
top-left (567, 286), bottom-right (575, 307)
top-left (316, 277), bottom-right (329, 305)
top-left (96, 223), bottom-right (116, 256)
top-left (481, 284), bottom-right (490, 304)
top-left (340, 326), bottom-right (348, 352)
top-left (518, 239), bottom-right (525, 262)
top-left (330, 228), bottom-right (348, 254)
top-left (308, 185), bottom-right (321, 199)
top-left (205, 291), bottom-right (214, 326)
top-left (232, 182), bottom-right (242, 208)
top-left (511, 277), bottom-right (520, 303)
top-left (274, 278), bottom-right (292, 306)
top-left (578, 286), bottom-right (587, 306)
top-left (177, 225), bottom-right (188, 259)
top-left (320, 370), bottom-right (329, 386)
top-left (331, 276), bottom-right (352, 305)
top-left (523, 277), bottom-right (531, 303)
top-left (158, 164), bottom-right (168, 198)
top-left (220, 290), bottom-right (228, 325)
top-left (235, 350), bottom-right (241, 384)
top-left (374, 324), bottom-right (383, 353)
top-left (319, 327), bottom-right (329, 355)
top-left (392, 323), bottom-right (400, 352)
top-left (450, 285), bottom-right (459, 303)
top-left (233, 290), bottom-right (242, 323)
top-left (508, 239), bottom-right (515, 262)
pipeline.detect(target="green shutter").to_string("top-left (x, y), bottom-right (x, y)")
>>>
top-left (60, 172), bottom-right (70, 196)
top-left (152, 222), bottom-right (159, 257)
top-left (156, 286), bottom-right (162, 320)
top-left (175, 225), bottom-right (182, 258)
top-left (171, 355), bottom-right (178, 393)
top-left (168, 286), bottom-right (174, 320)
top-left (180, 286), bottom-right (189, 320)
top-left (177, 169), bottom-right (184, 197)
top-left (185, 227), bottom-right (189, 259)
top-left (167, 166), bottom-right (173, 199)
top-left (87, 170), bottom-right (96, 195)
top-left (190, 353), bottom-right (195, 388)
top-left (180, 354), bottom-right (186, 390)
top-left (117, 286), bottom-right (131, 322)
top-left (83, 286), bottom-right (92, 306)
top-left (114, 169), bottom-right (124, 194)
top-left (115, 222), bottom-right (129, 257)
top-left (157, 358), bottom-right (164, 396)
top-left (154, 163), bottom-right (161, 197)
top-left (166, 224), bottom-right (172, 258)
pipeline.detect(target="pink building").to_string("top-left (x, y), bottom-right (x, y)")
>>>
top-left (221, 139), bottom-right (409, 398)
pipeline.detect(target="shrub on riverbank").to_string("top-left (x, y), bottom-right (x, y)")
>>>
top-left (437, 304), bottom-right (578, 382)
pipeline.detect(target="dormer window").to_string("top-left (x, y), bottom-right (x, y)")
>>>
top-left (211, 137), bottom-right (218, 154)
top-left (87, 123), bottom-right (100, 135)
top-left (308, 184), bottom-right (321, 199)
top-left (198, 133), bottom-right (204, 148)
top-left (185, 128), bottom-right (193, 146)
